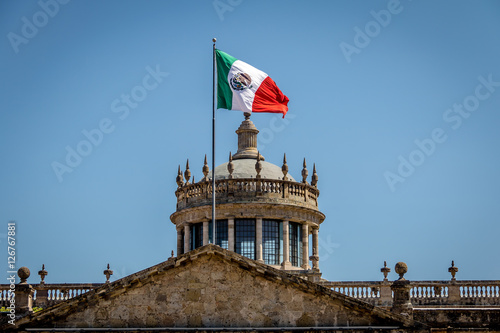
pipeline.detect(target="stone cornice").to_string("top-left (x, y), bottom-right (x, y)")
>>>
top-left (170, 202), bottom-right (326, 227)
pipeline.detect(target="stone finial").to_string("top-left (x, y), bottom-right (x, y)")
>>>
top-left (301, 158), bottom-right (309, 184)
top-left (171, 250), bottom-right (174, 258)
top-left (103, 264), bottom-right (113, 283)
top-left (380, 261), bottom-right (391, 281)
top-left (184, 160), bottom-right (191, 186)
top-left (202, 155), bottom-right (210, 182)
top-left (38, 264), bottom-right (48, 284)
top-left (176, 165), bottom-right (184, 187)
top-left (227, 152), bottom-right (234, 179)
top-left (448, 260), bottom-right (458, 281)
top-left (255, 152), bottom-right (262, 179)
top-left (18, 267), bottom-right (30, 284)
top-left (233, 112), bottom-right (265, 161)
top-left (311, 163), bottom-right (318, 187)
top-left (282, 153), bottom-right (289, 181)
top-left (395, 262), bottom-right (408, 281)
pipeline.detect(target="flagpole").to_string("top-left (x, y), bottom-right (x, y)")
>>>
top-left (211, 37), bottom-right (217, 245)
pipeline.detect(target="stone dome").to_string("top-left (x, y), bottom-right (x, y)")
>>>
top-left (213, 159), bottom-right (296, 181)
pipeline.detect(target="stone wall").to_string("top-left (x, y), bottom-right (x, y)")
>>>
top-left (414, 308), bottom-right (500, 329)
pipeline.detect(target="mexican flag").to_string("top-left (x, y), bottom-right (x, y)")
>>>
top-left (215, 49), bottom-right (289, 118)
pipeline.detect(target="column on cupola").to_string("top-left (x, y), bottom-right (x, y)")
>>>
top-left (311, 227), bottom-right (320, 270)
top-left (203, 220), bottom-right (209, 245)
top-left (302, 224), bottom-right (309, 269)
top-left (282, 220), bottom-right (291, 269)
top-left (184, 223), bottom-right (190, 253)
top-left (228, 217), bottom-right (235, 251)
top-left (177, 228), bottom-right (183, 255)
top-left (256, 217), bottom-right (263, 262)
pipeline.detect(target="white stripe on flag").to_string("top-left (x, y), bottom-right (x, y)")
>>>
top-left (227, 60), bottom-right (268, 113)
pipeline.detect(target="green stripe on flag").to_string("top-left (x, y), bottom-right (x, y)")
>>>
top-left (216, 50), bottom-right (237, 110)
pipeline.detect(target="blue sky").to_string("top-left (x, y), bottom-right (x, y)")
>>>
top-left (1, 0), bottom-right (499, 284)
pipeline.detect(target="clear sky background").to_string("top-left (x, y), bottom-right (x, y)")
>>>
top-left (1, 0), bottom-right (499, 284)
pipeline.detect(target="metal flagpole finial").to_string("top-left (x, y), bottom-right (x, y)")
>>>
top-left (212, 38), bottom-right (217, 43)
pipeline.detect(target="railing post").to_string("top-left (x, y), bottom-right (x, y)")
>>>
top-left (282, 182), bottom-right (289, 199)
top-left (447, 261), bottom-right (461, 304)
top-left (16, 267), bottom-right (35, 315)
top-left (448, 281), bottom-right (461, 303)
top-left (391, 262), bottom-right (413, 318)
top-left (35, 265), bottom-right (48, 308)
top-left (380, 281), bottom-right (393, 306)
top-left (378, 261), bottom-right (392, 306)
top-left (35, 285), bottom-right (48, 308)
top-left (183, 187), bottom-right (188, 207)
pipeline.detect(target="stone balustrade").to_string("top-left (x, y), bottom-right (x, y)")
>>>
top-left (326, 281), bottom-right (383, 299)
top-left (0, 283), bottom-right (102, 308)
top-left (175, 178), bottom-right (320, 211)
top-left (321, 280), bottom-right (500, 307)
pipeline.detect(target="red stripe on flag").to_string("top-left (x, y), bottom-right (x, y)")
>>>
top-left (252, 76), bottom-right (289, 118)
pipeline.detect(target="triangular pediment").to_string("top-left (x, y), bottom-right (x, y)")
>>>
top-left (12, 245), bottom-right (418, 330)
